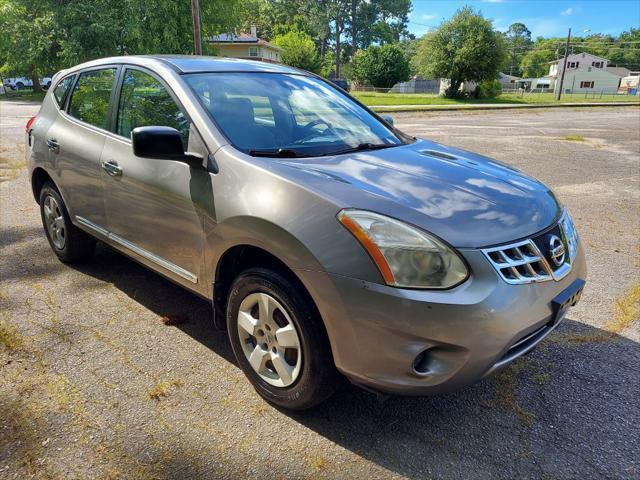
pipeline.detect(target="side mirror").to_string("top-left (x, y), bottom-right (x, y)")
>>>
top-left (132, 126), bottom-right (203, 168)
top-left (381, 115), bottom-right (394, 126)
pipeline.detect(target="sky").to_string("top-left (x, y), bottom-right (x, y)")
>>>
top-left (407, 0), bottom-right (640, 39)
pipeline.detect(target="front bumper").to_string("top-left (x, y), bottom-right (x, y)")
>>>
top-left (303, 244), bottom-right (587, 396)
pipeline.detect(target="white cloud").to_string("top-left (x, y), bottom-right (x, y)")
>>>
top-left (422, 14), bottom-right (438, 21)
top-left (561, 7), bottom-right (573, 16)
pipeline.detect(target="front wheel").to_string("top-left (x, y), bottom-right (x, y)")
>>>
top-left (226, 267), bottom-right (338, 410)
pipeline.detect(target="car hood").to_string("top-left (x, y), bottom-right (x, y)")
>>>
top-left (280, 139), bottom-right (561, 248)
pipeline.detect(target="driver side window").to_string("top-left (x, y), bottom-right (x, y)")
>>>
top-left (117, 69), bottom-right (189, 148)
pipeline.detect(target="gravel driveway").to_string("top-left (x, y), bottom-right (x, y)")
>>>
top-left (1, 102), bottom-right (639, 479)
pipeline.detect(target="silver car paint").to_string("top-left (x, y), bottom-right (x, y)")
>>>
top-left (27, 56), bottom-right (586, 395)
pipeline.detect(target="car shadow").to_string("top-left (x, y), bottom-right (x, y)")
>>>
top-left (70, 244), bottom-right (639, 480)
top-left (69, 243), bottom-right (236, 365)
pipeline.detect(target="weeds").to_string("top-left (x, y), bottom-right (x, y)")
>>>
top-left (148, 378), bottom-right (183, 401)
top-left (554, 283), bottom-right (640, 345)
top-left (609, 283), bottom-right (640, 334)
top-left (560, 135), bottom-right (586, 142)
top-left (0, 318), bottom-right (24, 351)
top-left (308, 455), bottom-right (330, 471)
top-left (487, 358), bottom-right (535, 426)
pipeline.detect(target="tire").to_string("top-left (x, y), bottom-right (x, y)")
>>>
top-left (226, 267), bottom-right (337, 410)
top-left (16, 82), bottom-right (24, 90)
top-left (39, 182), bottom-right (95, 263)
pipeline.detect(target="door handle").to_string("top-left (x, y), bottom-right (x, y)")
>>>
top-left (46, 138), bottom-right (60, 153)
top-left (101, 160), bottom-right (122, 177)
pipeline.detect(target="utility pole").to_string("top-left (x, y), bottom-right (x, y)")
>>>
top-left (556, 27), bottom-right (571, 100)
top-left (191, 0), bottom-right (202, 55)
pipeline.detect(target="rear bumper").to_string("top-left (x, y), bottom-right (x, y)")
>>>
top-left (304, 244), bottom-right (587, 396)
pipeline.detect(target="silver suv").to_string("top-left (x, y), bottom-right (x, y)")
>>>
top-left (26, 56), bottom-right (586, 409)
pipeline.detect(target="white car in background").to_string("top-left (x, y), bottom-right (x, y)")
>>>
top-left (3, 77), bottom-right (52, 90)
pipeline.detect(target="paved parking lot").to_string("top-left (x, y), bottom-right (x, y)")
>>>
top-left (1, 102), bottom-right (639, 479)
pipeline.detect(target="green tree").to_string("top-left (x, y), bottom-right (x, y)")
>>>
top-left (519, 37), bottom-right (566, 78)
top-left (349, 0), bottom-right (411, 53)
top-left (0, 0), bottom-right (60, 91)
top-left (414, 6), bottom-right (506, 97)
top-left (0, 0), bottom-right (245, 82)
top-left (520, 46), bottom-right (554, 78)
top-left (272, 30), bottom-right (322, 73)
top-left (353, 44), bottom-right (410, 88)
top-left (502, 22), bottom-right (532, 77)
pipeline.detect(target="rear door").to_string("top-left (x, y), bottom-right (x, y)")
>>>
top-left (48, 66), bottom-right (118, 231)
top-left (100, 66), bottom-right (209, 288)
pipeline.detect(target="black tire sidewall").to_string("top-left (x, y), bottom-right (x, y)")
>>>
top-left (226, 268), bottom-right (335, 410)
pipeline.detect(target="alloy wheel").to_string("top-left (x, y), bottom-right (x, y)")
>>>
top-left (43, 195), bottom-right (66, 249)
top-left (237, 292), bottom-right (302, 387)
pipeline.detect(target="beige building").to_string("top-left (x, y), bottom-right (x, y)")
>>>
top-left (207, 26), bottom-right (282, 64)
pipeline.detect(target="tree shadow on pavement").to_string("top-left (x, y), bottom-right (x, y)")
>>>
top-left (70, 244), bottom-right (639, 480)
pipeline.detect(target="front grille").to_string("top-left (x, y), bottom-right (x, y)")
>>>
top-left (482, 239), bottom-right (553, 284)
top-left (482, 210), bottom-right (579, 285)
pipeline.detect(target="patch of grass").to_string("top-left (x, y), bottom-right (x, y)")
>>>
top-left (0, 144), bottom-right (27, 182)
top-left (352, 91), bottom-right (640, 107)
top-left (487, 358), bottom-right (535, 426)
top-left (308, 454), bottom-right (330, 471)
top-left (553, 283), bottom-right (640, 345)
top-left (560, 135), bottom-right (586, 142)
top-left (532, 372), bottom-right (551, 385)
top-left (45, 374), bottom-right (77, 410)
top-left (148, 378), bottom-right (183, 401)
top-left (609, 284), bottom-right (640, 334)
top-left (0, 89), bottom-right (46, 102)
top-left (0, 318), bottom-right (24, 351)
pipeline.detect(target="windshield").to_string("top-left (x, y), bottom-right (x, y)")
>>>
top-left (184, 72), bottom-right (407, 157)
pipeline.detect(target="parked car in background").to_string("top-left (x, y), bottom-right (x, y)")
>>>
top-left (3, 77), bottom-right (52, 90)
top-left (26, 56), bottom-right (585, 410)
top-left (331, 78), bottom-right (350, 91)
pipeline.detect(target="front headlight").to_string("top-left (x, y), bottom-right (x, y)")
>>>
top-left (560, 209), bottom-right (579, 262)
top-left (337, 209), bottom-right (469, 289)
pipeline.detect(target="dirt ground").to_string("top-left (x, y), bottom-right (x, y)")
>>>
top-left (1, 102), bottom-right (639, 479)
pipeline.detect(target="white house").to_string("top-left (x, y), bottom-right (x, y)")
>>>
top-left (518, 52), bottom-right (625, 94)
top-left (551, 53), bottom-right (623, 94)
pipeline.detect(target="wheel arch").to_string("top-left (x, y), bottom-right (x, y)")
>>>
top-left (212, 243), bottom-right (320, 330)
top-left (31, 167), bottom-right (55, 204)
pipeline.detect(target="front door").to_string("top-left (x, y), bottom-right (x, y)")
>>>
top-left (100, 67), bottom-right (210, 288)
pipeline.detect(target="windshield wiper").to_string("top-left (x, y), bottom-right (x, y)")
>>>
top-left (327, 142), bottom-right (398, 156)
top-left (248, 148), bottom-right (308, 158)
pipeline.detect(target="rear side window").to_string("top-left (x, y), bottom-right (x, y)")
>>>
top-left (116, 69), bottom-right (189, 147)
top-left (53, 75), bottom-right (74, 106)
top-left (68, 68), bottom-right (116, 129)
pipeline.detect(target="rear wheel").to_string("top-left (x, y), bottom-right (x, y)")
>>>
top-left (39, 183), bottom-right (95, 263)
top-left (226, 267), bottom-right (337, 410)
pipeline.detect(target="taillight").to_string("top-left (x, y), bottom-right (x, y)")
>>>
top-left (25, 116), bottom-right (36, 133)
